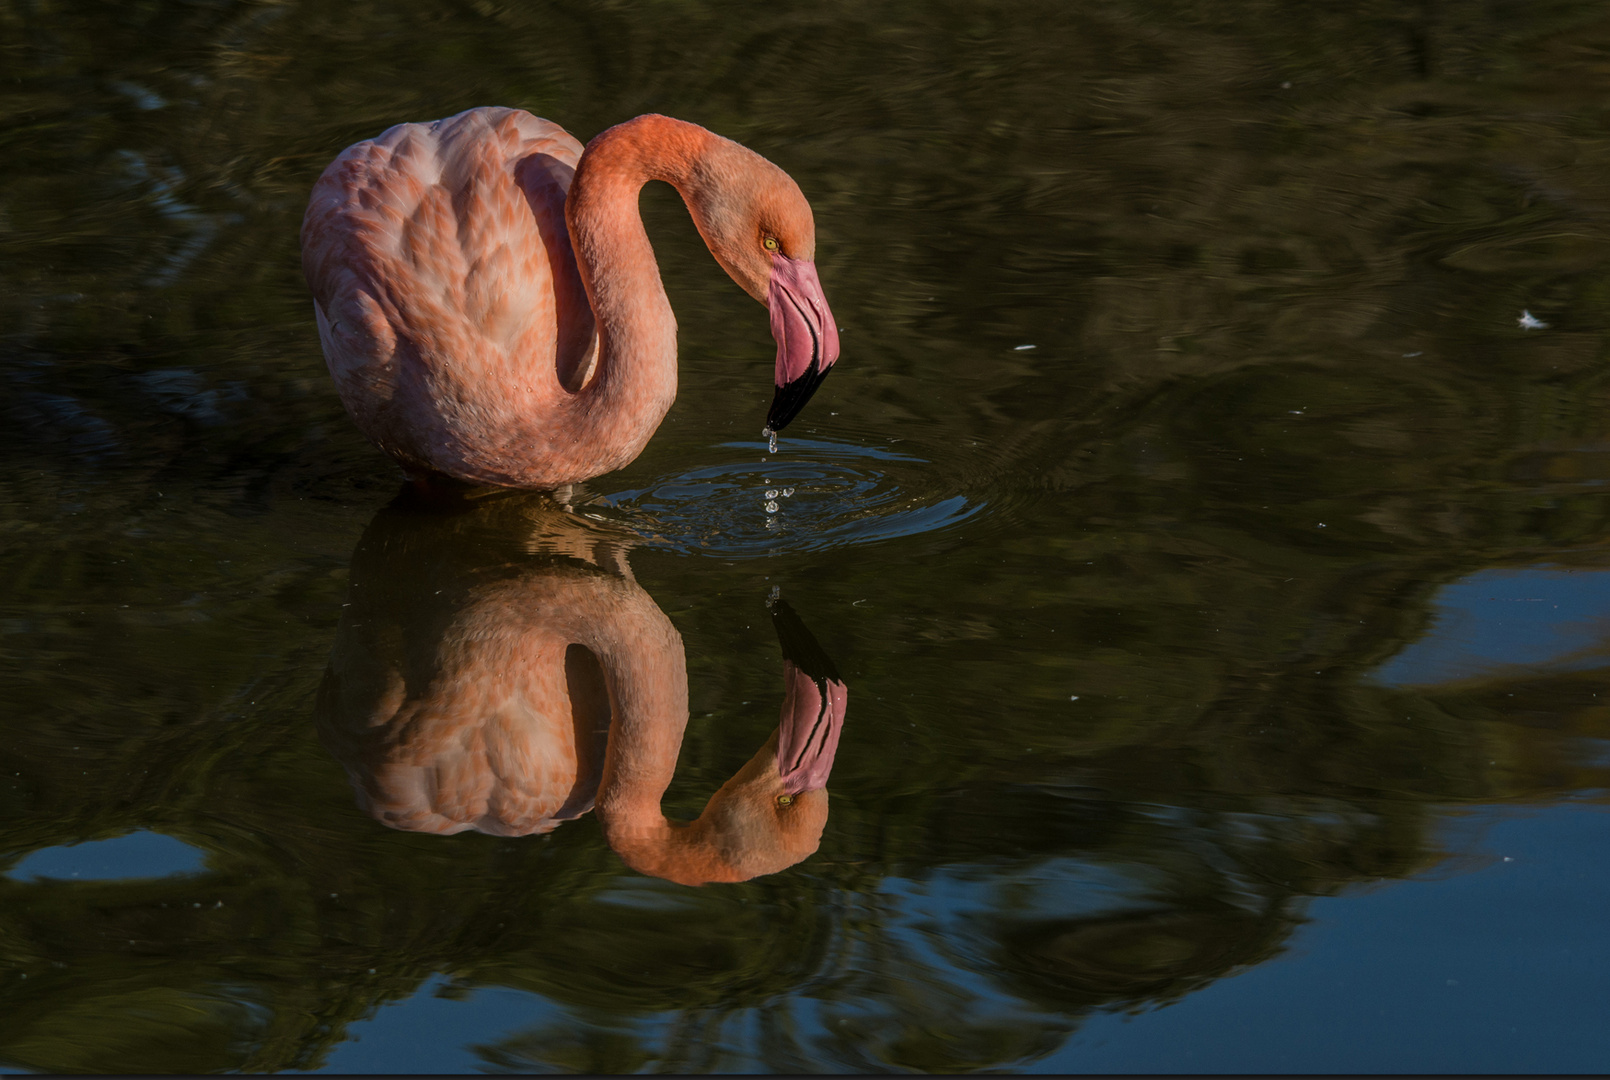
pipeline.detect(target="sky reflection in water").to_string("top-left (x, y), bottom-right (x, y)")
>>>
top-left (1377, 566), bottom-right (1610, 686)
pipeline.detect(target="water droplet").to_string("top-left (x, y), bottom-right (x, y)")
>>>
top-left (765, 500), bottom-right (780, 513)
top-left (766, 489), bottom-right (779, 499)
top-left (766, 429), bottom-right (778, 454)
top-left (782, 487), bottom-right (794, 497)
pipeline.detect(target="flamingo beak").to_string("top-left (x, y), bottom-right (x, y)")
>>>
top-left (765, 253), bottom-right (841, 434)
top-left (769, 595), bottom-right (847, 795)
top-left (777, 661), bottom-right (847, 795)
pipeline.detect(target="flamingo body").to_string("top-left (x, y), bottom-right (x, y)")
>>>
top-left (302, 108), bottom-right (840, 489)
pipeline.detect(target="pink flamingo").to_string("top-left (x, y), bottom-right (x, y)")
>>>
top-left (316, 493), bottom-right (848, 885)
top-left (301, 107), bottom-right (841, 488)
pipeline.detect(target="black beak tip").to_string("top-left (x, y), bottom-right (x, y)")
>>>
top-left (766, 365), bottom-right (832, 433)
top-left (769, 597), bottom-right (843, 683)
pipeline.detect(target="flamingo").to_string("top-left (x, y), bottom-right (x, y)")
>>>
top-left (315, 490), bottom-right (848, 886)
top-left (301, 107), bottom-right (842, 488)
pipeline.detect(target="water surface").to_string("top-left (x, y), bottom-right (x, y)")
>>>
top-left (4, 0), bottom-right (1610, 1072)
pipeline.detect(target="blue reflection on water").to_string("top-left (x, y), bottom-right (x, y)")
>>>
top-left (6, 830), bottom-right (206, 882)
top-left (1052, 805), bottom-right (1610, 1073)
top-left (1374, 566), bottom-right (1610, 686)
top-left (317, 975), bottom-right (569, 1074)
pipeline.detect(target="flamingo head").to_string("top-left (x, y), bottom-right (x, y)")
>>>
top-left (614, 594), bottom-right (849, 887)
top-left (682, 139), bottom-right (842, 435)
top-left (644, 725), bottom-right (836, 887)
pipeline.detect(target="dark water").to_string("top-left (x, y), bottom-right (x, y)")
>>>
top-left (5, 0), bottom-right (1610, 1072)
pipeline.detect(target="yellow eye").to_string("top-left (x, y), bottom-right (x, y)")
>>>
top-left (776, 794), bottom-right (793, 807)
top-left (763, 236), bottom-right (779, 252)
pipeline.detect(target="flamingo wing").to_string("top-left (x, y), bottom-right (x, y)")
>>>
top-left (301, 107), bottom-right (597, 481)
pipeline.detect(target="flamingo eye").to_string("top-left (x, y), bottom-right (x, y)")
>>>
top-left (775, 794), bottom-right (793, 807)
top-left (762, 236), bottom-right (780, 252)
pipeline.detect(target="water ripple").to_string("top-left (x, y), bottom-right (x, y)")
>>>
top-left (583, 438), bottom-right (983, 558)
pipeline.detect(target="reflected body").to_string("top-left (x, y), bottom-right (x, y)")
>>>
top-left (315, 491), bottom-right (847, 885)
top-left (301, 108), bottom-right (841, 488)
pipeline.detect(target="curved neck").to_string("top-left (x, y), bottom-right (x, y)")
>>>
top-left (559, 573), bottom-right (705, 869)
top-left (562, 116), bottom-right (716, 475)
top-left (567, 562), bottom-right (746, 883)
top-left (591, 651), bottom-right (732, 883)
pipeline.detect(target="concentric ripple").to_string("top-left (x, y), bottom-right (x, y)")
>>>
top-left (581, 438), bottom-right (983, 557)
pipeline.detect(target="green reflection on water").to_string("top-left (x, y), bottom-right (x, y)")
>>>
top-left (4, 0), bottom-right (1610, 1071)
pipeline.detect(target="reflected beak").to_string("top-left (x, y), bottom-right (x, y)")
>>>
top-left (769, 595), bottom-right (847, 795)
top-left (777, 661), bottom-right (847, 795)
top-left (765, 253), bottom-right (841, 434)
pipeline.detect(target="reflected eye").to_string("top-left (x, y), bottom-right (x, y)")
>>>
top-left (775, 794), bottom-right (793, 807)
top-left (763, 236), bottom-right (779, 252)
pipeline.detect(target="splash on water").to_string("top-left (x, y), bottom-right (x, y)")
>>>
top-left (586, 437), bottom-right (984, 557)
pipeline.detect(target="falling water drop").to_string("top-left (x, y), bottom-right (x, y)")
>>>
top-left (766, 489), bottom-right (780, 499)
top-left (766, 429), bottom-right (778, 454)
top-left (782, 487), bottom-right (795, 497)
top-left (765, 500), bottom-right (780, 513)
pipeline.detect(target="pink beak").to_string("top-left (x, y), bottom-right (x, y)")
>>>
top-left (768, 594), bottom-right (848, 795)
top-left (765, 253), bottom-right (841, 433)
top-left (777, 661), bottom-right (847, 795)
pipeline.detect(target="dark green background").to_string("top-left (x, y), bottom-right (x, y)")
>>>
top-left (3, 0), bottom-right (1609, 1071)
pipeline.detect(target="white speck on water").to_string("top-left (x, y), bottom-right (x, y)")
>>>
top-left (1317, 523), bottom-right (1326, 528)
top-left (1404, 351), bottom-right (1423, 358)
top-left (1518, 310), bottom-right (1549, 330)
top-left (1014, 344), bottom-right (1037, 351)
top-left (1070, 695), bottom-right (1080, 700)
top-left (765, 500), bottom-right (779, 513)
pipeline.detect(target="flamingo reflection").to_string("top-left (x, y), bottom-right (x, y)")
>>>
top-left (314, 489), bottom-right (847, 885)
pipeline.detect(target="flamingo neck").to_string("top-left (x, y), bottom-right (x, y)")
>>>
top-left (563, 116), bottom-right (716, 475)
top-left (592, 701), bottom-right (731, 883)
